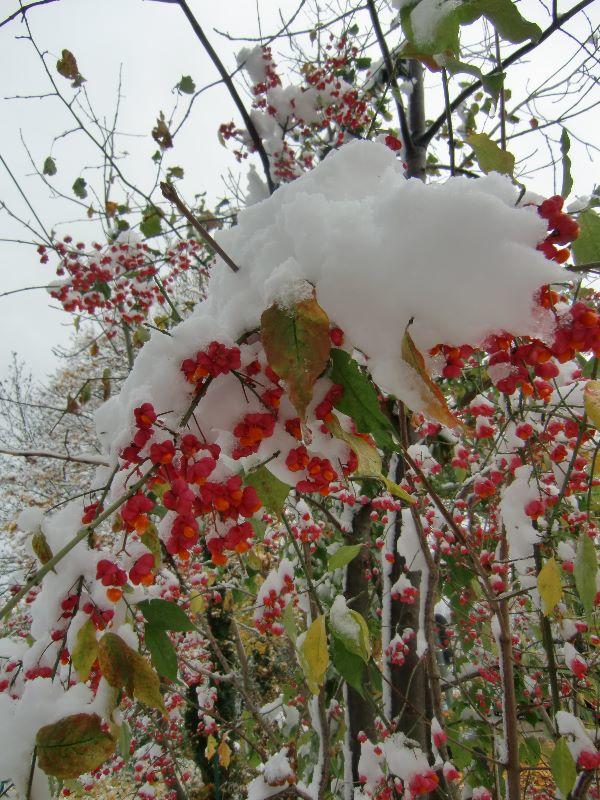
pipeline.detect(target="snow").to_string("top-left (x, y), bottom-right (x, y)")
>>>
top-left (498, 465), bottom-right (542, 576)
top-left (409, 0), bottom-right (461, 50)
top-left (330, 595), bottom-right (362, 643)
top-left (97, 140), bottom-right (562, 465)
top-left (396, 509), bottom-right (428, 656)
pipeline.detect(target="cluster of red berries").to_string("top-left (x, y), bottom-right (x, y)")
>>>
top-left (39, 236), bottom-right (206, 334)
top-left (253, 561), bottom-right (295, 635)
top-left (181, 340), bottom-right (241, 384)
top-left (536, 195), bottom-right (580, 263)
top-left (285, 445), bottom-right (338, 495)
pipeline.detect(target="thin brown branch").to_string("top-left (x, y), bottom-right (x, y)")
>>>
top-left (0, 447), bottom-right (108, 466)
top-left (160, 182), bottom-right (240, 274)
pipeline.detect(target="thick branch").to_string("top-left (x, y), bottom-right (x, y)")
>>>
top-left (173, 0), bottom-right (276, 193)
top-left (418, 0), bottom-right (595, 148)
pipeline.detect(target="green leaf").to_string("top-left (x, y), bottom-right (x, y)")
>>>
top-left (355, 57), bottom-right (371, 70)
top-left (261, 291), bottom-right (330, 420)
top-left (98, 632), bottom-right (165, 713)
top-left (140, 206), bottom-right (162, 238)
top-left (466, 133), bottom-right (515, 176)
top-left (282, 602), bottom-right (297, 644)
top-left (560, 129), bottom-right (573, 199)
top-left (166, 166), bottom-right (184, 181)
top-left (328, 543), bottom-right (363, 571)
top-left (137, 599), bottom-right (194, 631)
top-left (141, 525), bottom-right (162, 569)
top-left (298, 615), bottom-right (329, 694)
top-left (520, 736), bottom-right (541, 767)
top-left (244, 465), bottom-right (290, 517)
top-left (537, 557), bottom-right (563, 616)
top-left (117, 722), bottom-right (131, 762)
top-left (474, 0), bottom-right (541, 43)
top-left (550, 737), bottom-right (576, 797)
top-left (177, 75), bottom-right (196, 94)
top-left (329, 349), bottom-right (397, 451)
top-left (572, 209), bottom-right (600, 265)
top-left (36, 713), bottom-right (115, 780)
top-left (43, 156), bottom-right (57, 176)
top-left (330, 635), bottom-right (365, 696)
top-left (133, 326), bottom-right (151, 346)
top-left (144, 623), bottom-right (178, 681)
top-left (574, 533), bottom-right (597, 615)
top-left (400, 2), bottom-right (460, 55)
top-left (71, 618), bottom-right (98, 681)
top-left (72, 177), bottom-right (88, 199)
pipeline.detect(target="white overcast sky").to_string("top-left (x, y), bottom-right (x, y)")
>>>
top-left (0, 0), bottom-right (598, 382)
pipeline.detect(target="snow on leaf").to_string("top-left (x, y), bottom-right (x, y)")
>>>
top-left (537, 557), bottom-right (563, 616)
top-left (584, 380), bottom-right (600, 429)
top-left (36, 713), bottom-right (115, 780)
top-left (466, 133), bottom-right (515, 176)
top-left (329, 596), bottom-right (371, 662)
top-left (550, 737), bottom-right (576, 798)
top-left (401, 330), bottom-right (464, 430)
top-left (260, 291), bottom-right (330, 420)
top-left (71, 618), bottom-right (99, 681)
top-left (574, 533), bottom-right (597, 616)
top-left (298, 615), bottom-right (328, 694)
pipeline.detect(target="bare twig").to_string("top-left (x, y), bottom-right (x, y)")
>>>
top-left (0, 447), bottom-right (108, 466)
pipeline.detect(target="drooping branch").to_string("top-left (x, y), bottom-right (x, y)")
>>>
top-left (171, 0), bottom-right (277, 194)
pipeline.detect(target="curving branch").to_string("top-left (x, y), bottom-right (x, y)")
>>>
top-left (0, 0), bottom-right (61, 29)
top-left (417, 0), bottom-right (596, 148)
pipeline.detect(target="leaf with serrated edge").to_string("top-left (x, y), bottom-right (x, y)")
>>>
top-left (261, 291), bottom-right (330, 420)
top-left (36, 713), bottom-right (115, 780)
top-left (401, 331), bottom-right (464, 430)
top-left (537, 558), bottom-right (562, 616)
top-left (298, 615), bottom-right (328, 694)
top-left (466, 133), bottom-right (515, 176)
top-left (72, 618), bottom-right (99, 681)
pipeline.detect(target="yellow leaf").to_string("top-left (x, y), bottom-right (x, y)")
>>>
top-left (401, 331), bottom-right (464, 430)
top-left (205, 735), bottom-right (217, 761)
top-left (537, 557), bottom-right (563, 615)
top-left (105, 201), bottom-right (118, 218)
top-left (327, 415), bottom-right (416, 505)
top-left (298, 615), bottom-right (328, 694)
top-left (584, 380), bottom-right (600, 429)
top-left (218, 739), bottom-right (232, 768)
top-left (72, 619), bottom-right (98, 681)
top-left (189, 592), bottom-right (207, 616)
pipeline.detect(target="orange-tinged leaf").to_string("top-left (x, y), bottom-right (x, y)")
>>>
top-left (31, 528), bottom-right (53, 564)
top-left (105, 201), bottom-right (118, 218)
top-left (36, 713), bottom-right (115, 780)
top-left (98, 633), bottom-right (135, 695)
top-left (205, 734), bottom-right (217, 761)
top-left (218, 739), bottom-right (232, 768)
top-left (56, 49), bottom-right (86, 87)
top-left (401, 331), bottom-right (463, 430)
top-left (261, 291), bottom-right (330, 420)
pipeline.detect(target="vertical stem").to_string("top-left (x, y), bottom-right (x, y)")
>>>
top-left (495, 33), bottom-right (507, 152)
top-left (345, 505), bottom-right (376, 783)
top-left (497, 532), bottom-right (521, 800)
top-left (122, 322), bottom-right (134, 370)
top-left (406, 61), bottom-right (427, 181)
top-left (442, 69), bottom-right (456, 175)
top-left (533, 545), bottom-right (561, 717)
